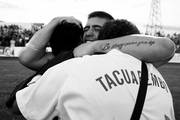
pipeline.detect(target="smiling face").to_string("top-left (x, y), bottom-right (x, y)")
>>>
top-left (83, 17), bottom-right (108, 42)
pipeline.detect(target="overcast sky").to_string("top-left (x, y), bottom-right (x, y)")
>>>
top-left (0, 0), bottom-right (180, 33)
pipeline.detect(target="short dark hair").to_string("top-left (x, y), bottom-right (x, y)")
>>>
top-left (88, 11), bottom-right (114, 20)
top-left (49, 21), bottom-right (83, 56)
top-left (98, 19), bottom-right (140, 40)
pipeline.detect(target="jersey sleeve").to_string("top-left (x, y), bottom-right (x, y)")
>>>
top-left (16, 66), bottom-right (68, 120)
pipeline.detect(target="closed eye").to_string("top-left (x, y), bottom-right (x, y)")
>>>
top-left (93, 26), bottom-right (102, 32)
top-left (84, 26), bottom-right (90, 32)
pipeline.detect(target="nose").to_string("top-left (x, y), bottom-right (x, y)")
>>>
top-left (83, 27), bottom-right (98, 42)
top-left (85, 27), bottom-right (94, 36)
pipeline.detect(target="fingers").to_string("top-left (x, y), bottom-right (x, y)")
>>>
top-left (51, 16), bottom-right (82, 28)
top-left (65, 16), bottom-right (82, 28)
top-left (66, 16), bottom-right (81, 25)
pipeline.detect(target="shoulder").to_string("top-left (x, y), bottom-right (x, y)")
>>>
top-left (50, 49), bottom-right (141, 72)
top-left (109, 49), bottom-right (142, 63)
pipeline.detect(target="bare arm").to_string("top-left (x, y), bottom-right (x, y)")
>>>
top-left (19, 17), bottom-right (81, 71)
top-left (74, 34), bottom-right (176, 67)
top-left (18, 18), bottom-right (59, 71)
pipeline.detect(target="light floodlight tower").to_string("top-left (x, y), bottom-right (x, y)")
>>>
top-left (146, 0), bottom-right (164, 36)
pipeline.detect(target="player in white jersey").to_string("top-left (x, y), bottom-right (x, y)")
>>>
top-left (12, 19), bottom-right (175, 120)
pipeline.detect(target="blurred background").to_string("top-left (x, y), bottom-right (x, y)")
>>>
top-left (0, 0), bottom-right (179, 120)
top-left (0, 0), bottom-right (180, 56)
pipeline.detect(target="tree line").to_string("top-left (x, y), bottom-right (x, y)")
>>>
top-left (0, 24), bottom-right (43, 47)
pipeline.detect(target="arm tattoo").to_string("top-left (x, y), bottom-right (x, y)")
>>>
top-left (102, 40), bottom-right (155, 51)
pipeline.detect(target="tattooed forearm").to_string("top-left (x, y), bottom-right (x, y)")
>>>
top-left (102, 40), bottom-right (155, 51)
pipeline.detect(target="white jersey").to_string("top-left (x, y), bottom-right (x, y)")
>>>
top-left (16, 49), bottom-right (175, 120)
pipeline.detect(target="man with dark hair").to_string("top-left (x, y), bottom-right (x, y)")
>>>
top-left (12, 19), bottom-right (175, 120)
top-left (88, 11), bottom-right (114, 20)
top-left (98, 19), bottom-right (140, 40)
top-left (49, 21), bottom-right (83, 56)
top-left (83, 11), bottom-right (114, 42)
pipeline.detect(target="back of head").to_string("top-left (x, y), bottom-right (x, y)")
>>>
top-left (49, 21), bottom-right (83, 56)
top-left (88, 11), bottom-right (114, 20)
top-left (98, 19), bottom-right (140, 40)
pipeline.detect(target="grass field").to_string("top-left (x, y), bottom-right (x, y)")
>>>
top-left (0, 57), bottom-right (179, 120)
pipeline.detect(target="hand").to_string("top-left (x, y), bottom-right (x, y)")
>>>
top-left (50, 16), bottom-right (82, 28)
top-left (73, 41), bottom-right (98, 57)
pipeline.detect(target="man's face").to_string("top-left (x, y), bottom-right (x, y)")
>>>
top-left (83, 17), bottom-right (108, 42)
